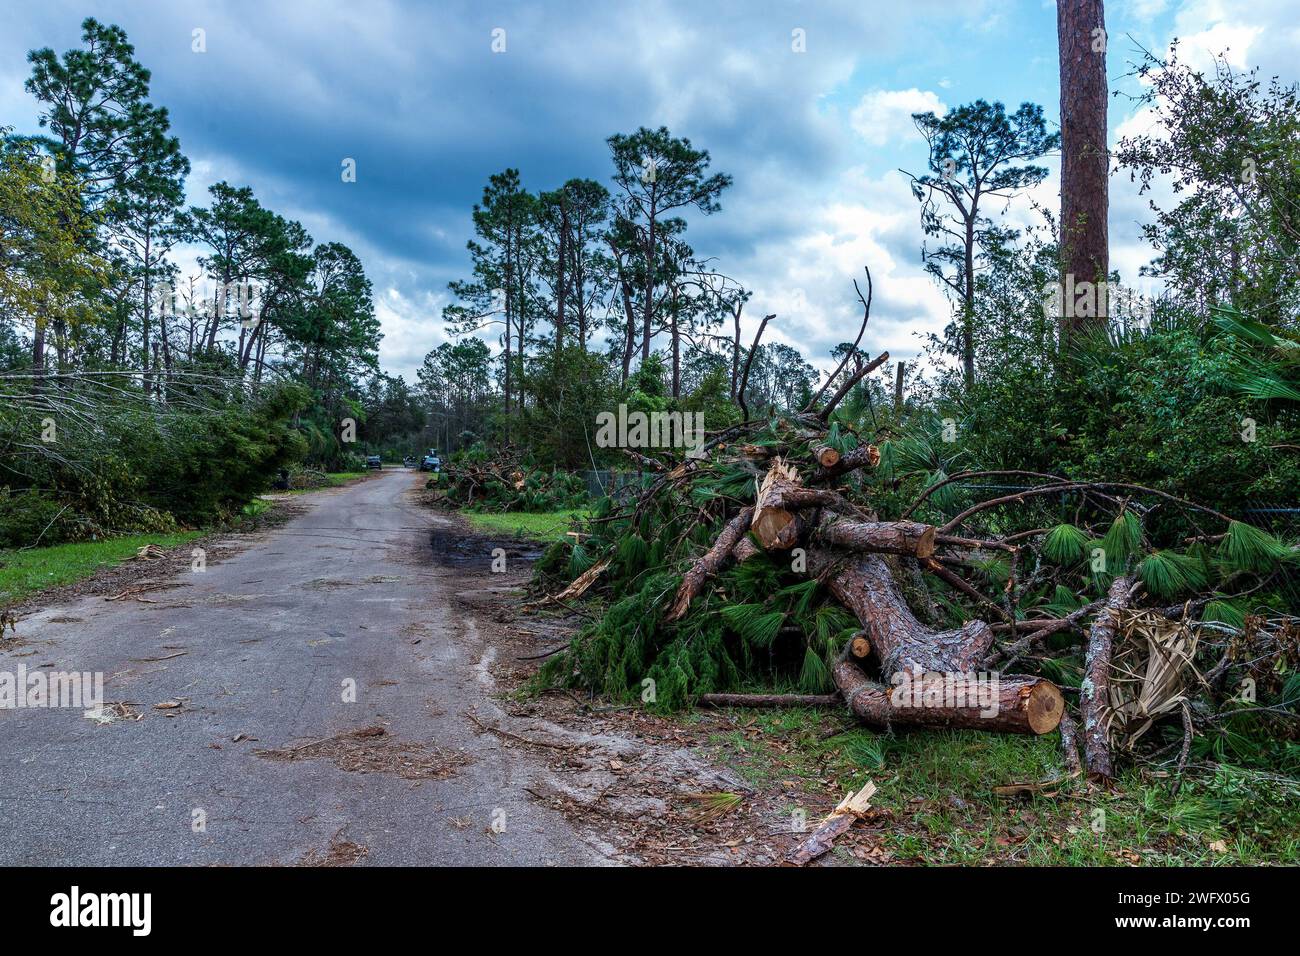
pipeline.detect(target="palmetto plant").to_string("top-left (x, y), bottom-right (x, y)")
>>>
top-left (1213, 305), bottom-right (1300, 403)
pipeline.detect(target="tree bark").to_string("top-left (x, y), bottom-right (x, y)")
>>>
top-left (729, 301), bottom-right (742, 400)
top-left (665, 507), bottom-right (754, 621)
top-left (814, 514), bottom-right (936, 559)
top-left (554, 203), bottom-right (567, 350)
top-left (833, 660), bottom-right (1063, 735)
top-left (812, 443), bottom-right (881, 484)
top-left (811, 551), bottom-right (995, 674)
top-left (1082, 574), bottom-right (1130, 780)
top-left (1057, 0), bottom-right (1110, 342)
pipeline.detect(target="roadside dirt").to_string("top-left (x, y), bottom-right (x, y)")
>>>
top-left (428, 506), bottom-right (881, 866)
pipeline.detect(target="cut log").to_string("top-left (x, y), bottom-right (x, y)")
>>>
top-left (815, 513), bottom-right (936, 558)
top-left (665, 507), bottom-right (755, 622)
top-left (832, 660), bottom-right (1063, 735)
top-left (812, 444), bottom-right (840, 468)
top-left (785, 782), bottom-right (876, 865)
top-left (849, 634), bottom-right (872, 659)
top-left (1081, 575), bottom-right (1132, 781)
top-left (699, 693), bottom-right (840, 708)
top-left (812, 443), bottom-right (881, 484)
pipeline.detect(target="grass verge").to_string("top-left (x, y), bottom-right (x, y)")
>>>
top-left (696, 706), bottom-right (1300, 865)
top-left (461, 508), bottom-right (589, 540)
top-left (0, 531), bottom-right (203, 608)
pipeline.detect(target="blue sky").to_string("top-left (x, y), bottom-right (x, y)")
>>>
top-left (4, 0), bottom-right (1297, 381)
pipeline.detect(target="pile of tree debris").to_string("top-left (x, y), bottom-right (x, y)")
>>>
top-left (532, 321), bottom-right (1298, 783)
top-left (441, 454), bottom-right (587, 513)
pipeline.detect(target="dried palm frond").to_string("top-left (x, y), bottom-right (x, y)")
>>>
top-left (1107, 609), bottom-right (1200, 750)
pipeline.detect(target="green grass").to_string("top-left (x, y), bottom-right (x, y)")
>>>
top-left (285, 471), bottom-right (368, 494)
top-left (0, 531), bottom-right (203, 608)
top-left (462, 509), bottom-right (589, 540)
top-left (696, 707), bottom-right (1300, 865)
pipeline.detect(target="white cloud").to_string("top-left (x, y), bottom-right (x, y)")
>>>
top-left (850, 89), bottom-right (947, 146)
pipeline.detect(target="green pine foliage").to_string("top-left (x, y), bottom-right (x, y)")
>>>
top-left (1043, 523), bottom-right (1089, 564)
top-left (1216, 521), bottom-right (1294, 575)
top-left (1137, 550), bottom-right (1209, 598)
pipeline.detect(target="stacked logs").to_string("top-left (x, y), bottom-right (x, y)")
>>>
top-left (675, 453), bottom-right (1064, 737)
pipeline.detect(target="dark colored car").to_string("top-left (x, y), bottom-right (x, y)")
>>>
top-left (365, 455), bottom-right (383, 470)
top-left (419, 455), bottom-right (441, 472)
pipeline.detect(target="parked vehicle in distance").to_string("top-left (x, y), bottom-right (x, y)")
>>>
top-left (419, 455), bottom-right (441, 472)
top-left (365, 455), bottom-right (383, 470)
top-left (403, 456), bottom-right (416, 468)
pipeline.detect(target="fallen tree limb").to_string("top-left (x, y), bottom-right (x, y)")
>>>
top-left (785, 781), bottom-right (876, 865)
top-left (815, 513), bottom-right (936, 558)
top-left (812, 442), bottom-right (881, 484)
top-left (665, 508), bottom-right (754, 622)
top-left (1082, 575), bottom-right (1133, 781)
top-left (736, 313), bottom-right (774, 421)
top-left (1058, 710), bottom-right (1082, 776)
top-left (804, 266), bottom-right (873, 414)
top-left (817, 352), bottom-right (891, 422)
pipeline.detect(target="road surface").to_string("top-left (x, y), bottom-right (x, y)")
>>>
top-left (0, 470), bottom-right (604, 865)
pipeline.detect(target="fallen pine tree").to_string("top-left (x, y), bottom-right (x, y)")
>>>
top-left (526, 306), bottom-right (1299, 780)
top-left (440, 445), bottom-right (588, 513)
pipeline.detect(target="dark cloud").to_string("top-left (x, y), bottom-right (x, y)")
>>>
top-left (9, 1), bottom-right (1282, 379)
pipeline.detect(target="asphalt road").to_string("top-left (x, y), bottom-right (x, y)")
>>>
top-left (0, 470), bottom-right (604, 865)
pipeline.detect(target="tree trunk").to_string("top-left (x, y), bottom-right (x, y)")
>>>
top-left (729, 302), bottom-right (742, 400)
top-left (670, 287), bottom-right (680, 399)
top-left (32, 319), bottom-right (47, 380)
top-left (832, 660), bottom-right (1064, 735)
top-left (554, 205), bottom-right (567, 351)
top-left (962, 216), bottom-right (976, 388)
top-left (812, 551), bottom-right (995, 674)
top-left (1082, 574), bottom-right (1130, 780)
top-left (1057, 0), bottom-right (1110, 343)
top-left (642, 201), bottom-right (656, 364)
